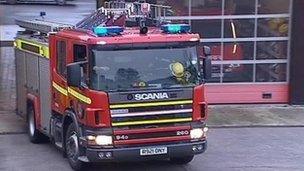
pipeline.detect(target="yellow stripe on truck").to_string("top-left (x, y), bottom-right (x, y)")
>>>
top-left (52, 82), bottom-right (68, 96)
top-left (110, 100), bottom-right (193, 109)
top-left (112, 117), bottom-right (193, 127)
top-left (67, 87), bottom-right (92, 105)
top-left (52, 82), bottom-right (91, 104)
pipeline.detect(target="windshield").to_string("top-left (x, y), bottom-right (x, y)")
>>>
top-left (90, 47), bottom-right (200, 92)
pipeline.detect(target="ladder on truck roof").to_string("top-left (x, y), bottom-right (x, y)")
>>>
top-left (76, 1), bottom-right (171, 30)
top-left (16, 1), bottom-right (171, 34)
top-left (103, 1), bottom-right (171, 19)
top-left (75, 8), bottom-right (109, 30)
top-left (16, 19), bottom-right (74, 34)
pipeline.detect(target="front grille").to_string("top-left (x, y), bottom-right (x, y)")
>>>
top-left (114, 129), bottom-right (187, 141)
top-left (126, 104), bottom-right (192, 113)
top-left (110, 100), bottom-right (193, 146)
top-left (113, 122), bottom-right (190, 130)
top-left (118, 132), bottom-right (176, 140)
top-left (112, 113), bottom-right (191, 123)
top-left (113, 125), bottom-right (191, 147)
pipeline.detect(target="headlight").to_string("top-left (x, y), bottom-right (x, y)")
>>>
top-left (95, 135), bottom-right (113, 146)
top-left (190, 128), bottom-right (204, 139)
top-left (190, 127), bottom-right (208, 139)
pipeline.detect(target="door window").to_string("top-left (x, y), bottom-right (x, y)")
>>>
top-left (56, 41), bottom-right (67, 78)
top-left (73, 44), bottom-right (87, 62)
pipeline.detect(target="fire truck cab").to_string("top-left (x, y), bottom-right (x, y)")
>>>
top-left (15, 2), bottom-right (211, 170)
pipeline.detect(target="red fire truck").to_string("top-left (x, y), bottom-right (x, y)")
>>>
top-left (15, 2), bottom-right (211, 170)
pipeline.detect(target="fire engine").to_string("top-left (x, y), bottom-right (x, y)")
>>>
top-left (15, 1), bottom-right (211, 170)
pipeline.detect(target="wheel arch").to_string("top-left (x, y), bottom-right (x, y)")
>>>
top-left (62, 109), bottom-right (81, 152)
top-left (26, 94), bottom-right (41, 129)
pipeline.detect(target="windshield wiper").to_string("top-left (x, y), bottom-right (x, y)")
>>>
top-left (108, 85), bottom-right (160, 92)
top-left (132, 84), bottom-right (159, 89)
top-left (162, 84), bottom-right (196, 89)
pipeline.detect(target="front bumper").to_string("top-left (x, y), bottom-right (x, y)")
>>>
top-left (85, 140), bottom-right (207, 162)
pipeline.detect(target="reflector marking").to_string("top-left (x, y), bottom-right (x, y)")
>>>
top-left (52, 82), bottom-right (68, 96)
top-left (68, 88), bottom-right (92, 104)
top-left (52, 82), bottom-right (91, 104)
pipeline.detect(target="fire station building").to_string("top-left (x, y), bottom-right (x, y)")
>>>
top-left (88, 0), bottom-right (303, 105)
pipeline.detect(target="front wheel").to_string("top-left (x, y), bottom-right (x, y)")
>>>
top-left (65, 123), bottom-right (85, 171)
top-left (170, 155), bottom-right (194, 165)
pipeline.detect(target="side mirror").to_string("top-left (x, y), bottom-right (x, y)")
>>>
top-left (203, 56), bottom-right (212, 80)
top-left (203, 46), bottom-right (211, 56)
top-left (202, 46), bottom-right (212, 80)
top-left (67, 63), bottom-right (81, 88)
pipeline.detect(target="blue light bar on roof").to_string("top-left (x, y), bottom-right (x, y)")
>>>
top-left (161, 24), bottom-right (191, 34)
top-left (93, 26), bottom-right (124, 36)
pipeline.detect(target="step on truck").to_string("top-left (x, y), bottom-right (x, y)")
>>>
top-left (15, 1), bottom-right (212, 170)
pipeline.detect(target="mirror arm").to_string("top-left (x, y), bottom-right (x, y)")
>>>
top-left (79, 82), bottom-right (88, 90)
top-left (74, 60), bottom-right (88, 65)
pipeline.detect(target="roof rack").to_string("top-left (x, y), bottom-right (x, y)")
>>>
top-left (103, 1), bottom-right (171, 18)
top-left (16, 19), bottom-right (74, 34)
top-left (76, 1), bottom-right (172, 30)
top-left (75, 8), bottom-right (109, 30)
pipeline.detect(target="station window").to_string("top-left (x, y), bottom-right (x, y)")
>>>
top-left (56, 41), bottom-right (67, 78)
top-left (192, 20), bottom-right (222, 38)
top-left (159, 0), bottom-right (189, 16)
top-left (192, 0), bottom-right (223, 16)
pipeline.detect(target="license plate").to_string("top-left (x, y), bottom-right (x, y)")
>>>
top-left (140, 147), bottom-right (168, 156)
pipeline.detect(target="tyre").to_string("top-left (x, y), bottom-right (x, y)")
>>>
top-left (170, 155), bottom-right (194, 165)
top-left (56, 0), bottom-right (66, 6)
top-left (65, 123), bottom-right (85, 171)
top-left (7, 0), bottom-right (17, 5)
top-left (27, 105), bottom-right (45, 143)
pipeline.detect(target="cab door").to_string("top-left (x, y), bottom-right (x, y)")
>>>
top-left (52, 38), bottom-right (69, 114)
top-left (66, 42), bottom-right (89, 123)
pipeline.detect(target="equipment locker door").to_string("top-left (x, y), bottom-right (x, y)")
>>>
top-left (25, 53), bottom-right (39, 96)
top-left (39, 57), bottom-right (51, 134)
top-left (15, 49), bottom-right (27, 117)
